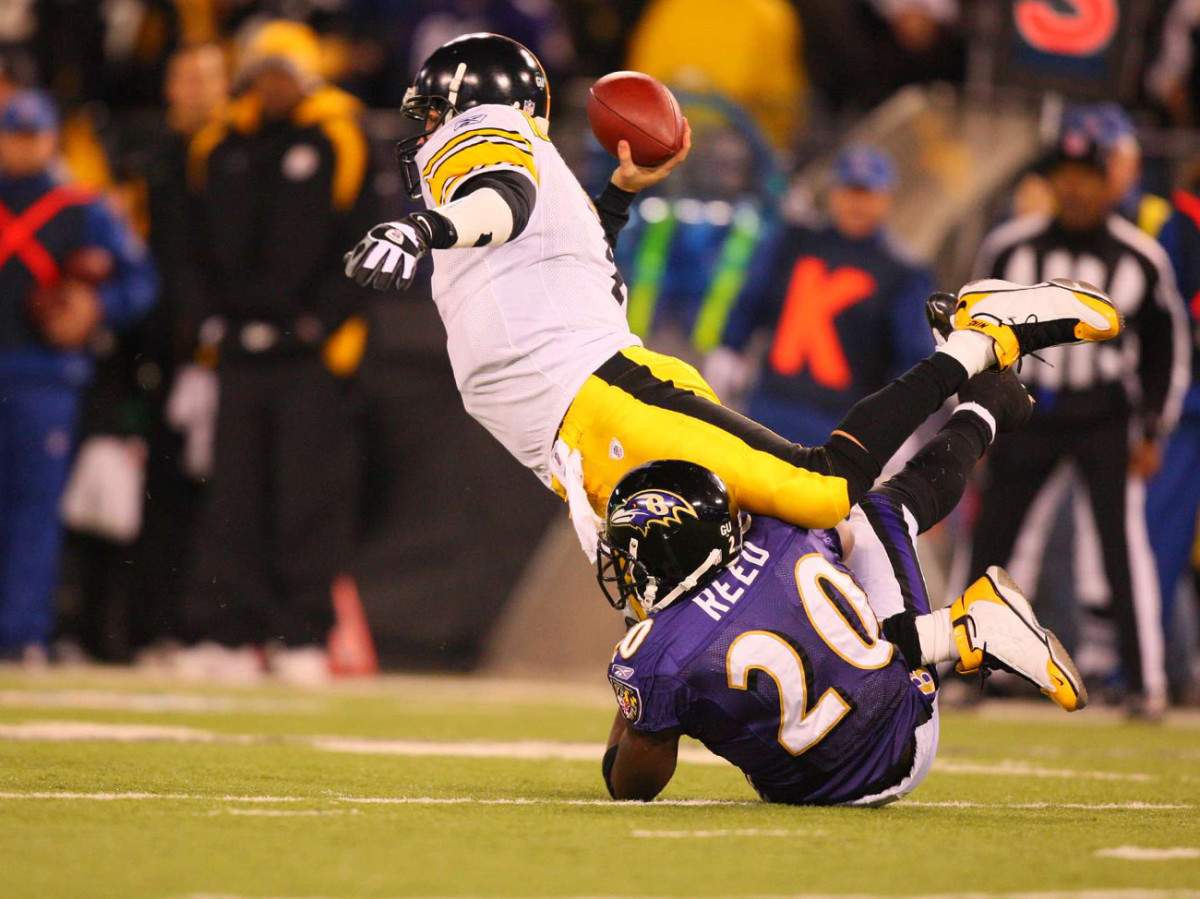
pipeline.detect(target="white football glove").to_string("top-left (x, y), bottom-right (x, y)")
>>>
top-left (344, 219), bottom-right (429, 292)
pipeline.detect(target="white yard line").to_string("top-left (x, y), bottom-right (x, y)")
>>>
top-left (204, 809), bottom-right (358, 818)
top-left (310, 737), bottom-right (621, 763)
top-left (934, 760), bottom-right (1153, 782)
top-left (177, 890), bottom-right (1200, 899)
top-left (902, 801), bottom-right (1191, 810)
top-left (0, 721), bottom-right (258, 743)
top-left (0, 791), bottom-right (1189, 812)
top-left (0, 722), bottom-right (1166, 785)
top-left (0, 792), bottom-right (303, 802)
top-left (1095, 847), bottom-right (1200, 860)
top-left (630, 828), bottom-right (823, 838)
top-left (0, 689), bottom-right (319, 714)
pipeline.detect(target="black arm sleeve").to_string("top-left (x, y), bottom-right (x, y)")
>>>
top-left (818, 352), bottom-right (971, 507)
top-left (593, 181), bottom-right (636, 251)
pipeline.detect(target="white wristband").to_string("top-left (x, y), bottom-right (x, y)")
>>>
top-left (953, 401), bottom-right (997, 443)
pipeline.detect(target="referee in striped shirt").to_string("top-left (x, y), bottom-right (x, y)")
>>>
top-left (969, 128), bottom-right (1191, 715)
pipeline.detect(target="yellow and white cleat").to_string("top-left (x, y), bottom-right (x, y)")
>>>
top-left (950, 566), bottom-right (1088, 712)
top-left (953, 278), bottom-right (1124, 370)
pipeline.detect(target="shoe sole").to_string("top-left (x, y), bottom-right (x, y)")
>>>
top-left (990, 567), bottom-right (1089, 712)
top-left (1050, 279), bottom-right (1125, 342)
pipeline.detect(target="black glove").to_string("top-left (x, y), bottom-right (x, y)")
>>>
top-left (343, 218), bottom-right (430, 292)
top-left (958, 370), bottom-right (1035, 434)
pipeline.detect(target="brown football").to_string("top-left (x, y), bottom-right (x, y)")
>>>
top-left (587, 71), bottom-right (684, 167)
top-left (64, 246), bottom-right (115, 284)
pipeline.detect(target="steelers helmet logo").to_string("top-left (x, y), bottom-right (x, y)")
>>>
top-left (609, 490), bottom-right (698, 536)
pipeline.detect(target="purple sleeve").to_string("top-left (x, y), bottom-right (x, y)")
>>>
top-left (608, 663), bottom-right (686, 733)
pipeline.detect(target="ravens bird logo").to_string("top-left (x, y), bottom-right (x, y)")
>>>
top-left (609, 490), bottom-right (698, 536)
top-left (610, 677), bottom-right (643, 723)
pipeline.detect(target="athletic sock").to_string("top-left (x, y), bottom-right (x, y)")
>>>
top-left (915, 607), bottom-right (957, 665)
top-left (936, 330), bottom-right (997, 378)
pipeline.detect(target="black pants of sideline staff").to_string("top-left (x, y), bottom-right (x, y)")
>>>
top-left (183, 355), bottom-right (357, 648)
top-left (968, 412), bottom-right (1162, 699)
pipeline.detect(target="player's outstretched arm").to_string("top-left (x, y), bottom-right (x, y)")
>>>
top-left (343, 172), bottom-right (536, 293)
top-left (602, 713), bottom-right (680, 801)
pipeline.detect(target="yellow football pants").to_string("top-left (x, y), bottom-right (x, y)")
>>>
top-left (554, 346), bottom-right (852, 528)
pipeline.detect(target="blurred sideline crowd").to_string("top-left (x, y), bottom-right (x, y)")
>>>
top-left (0, 0), bottom-right (1198, 713)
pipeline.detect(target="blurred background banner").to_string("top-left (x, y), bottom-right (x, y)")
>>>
top-left (993, 0), bottom-right (1147, 101)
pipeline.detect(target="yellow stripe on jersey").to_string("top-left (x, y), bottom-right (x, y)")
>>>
top-left (424, 134), bottom-right (534, 186)
top-left (426, 140), bottom-right (538, 206)
top-left (421, 127), bottom-right (533, 179)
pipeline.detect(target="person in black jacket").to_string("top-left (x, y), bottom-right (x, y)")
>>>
top-left (175, 21), bottom-right (376, 685)
top-left (968, 128), bottom-right (1191, 717)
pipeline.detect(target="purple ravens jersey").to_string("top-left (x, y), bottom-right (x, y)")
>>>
top-left (607, 515), bottom-right (934, 806)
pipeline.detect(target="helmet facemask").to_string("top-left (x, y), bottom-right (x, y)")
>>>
top-left (595, 462), bottom-right (747, 623)
top-left (395, 62), bottom-right (469, 199)
top-left (596, 533), bottom-right (732, 620)
top-left (596, 541), bottom-right (650, 619)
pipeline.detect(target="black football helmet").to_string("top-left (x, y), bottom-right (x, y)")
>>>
top-left (396, 33), bottom-right (550, 198)
top-left (597, 460), bottom-right (744, 620)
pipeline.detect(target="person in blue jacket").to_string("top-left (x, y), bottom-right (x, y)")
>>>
top-left (708, 145), bottom-right (933, 447)
top-left (1148, 186), bottom-right (1200, 700)
top-left (0, 90), bottom-right (157, 662)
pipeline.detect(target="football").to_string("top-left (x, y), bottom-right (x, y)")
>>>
top-left (587, 71), bottom-right (684, 167)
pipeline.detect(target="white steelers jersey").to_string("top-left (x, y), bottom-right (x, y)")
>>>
top-left (415, 103), bottom-right (640, 484)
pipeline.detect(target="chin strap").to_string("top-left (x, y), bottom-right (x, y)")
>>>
top-left (643, 548), bottom-right (724, 615)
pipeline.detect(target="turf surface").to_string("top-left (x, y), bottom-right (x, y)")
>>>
top-left (0, 669), bottom-right (1197, 898)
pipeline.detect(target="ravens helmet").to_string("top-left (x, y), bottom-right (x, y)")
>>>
top-left (597, 460), bottom-right (744, 620)
top-left (396, 33), bottom-right (550, 198)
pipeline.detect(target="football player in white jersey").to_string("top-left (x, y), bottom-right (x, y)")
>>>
top-left (344, 33), bottom-right (1125, 556)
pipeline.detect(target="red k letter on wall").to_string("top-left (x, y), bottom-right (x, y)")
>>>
top-left (768, 257), bottom-right (875, 390)
top-left (1014, 0), bottom-right (1118, 57)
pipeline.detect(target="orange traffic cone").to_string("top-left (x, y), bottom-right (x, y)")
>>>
top-left (328, 574), bottom-right (379, 677)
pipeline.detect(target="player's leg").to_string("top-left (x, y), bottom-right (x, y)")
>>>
top-left (845, 385), bottom-right (1010, 624)
top-left (846, 373), bottom-right (1023, 657)
top-left (563, 340), bottom-right (989, 530)
top-left (838, 374), bottom-right (1087, 711)
top-left (562, 279), bottom-right (1124, 535)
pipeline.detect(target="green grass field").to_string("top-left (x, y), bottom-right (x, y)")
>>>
top-left (0, 668), bottom-right (1197, 899)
